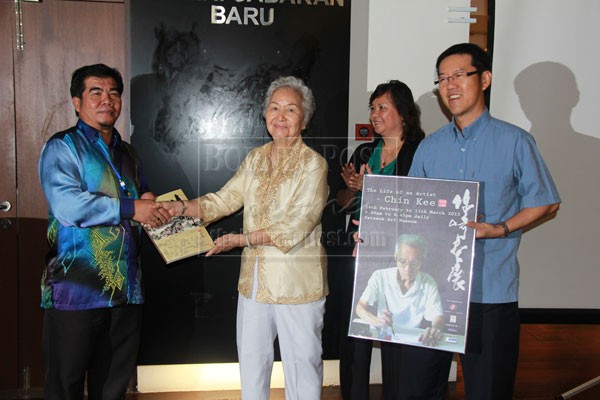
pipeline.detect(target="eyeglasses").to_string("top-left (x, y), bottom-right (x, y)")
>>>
top-left (395, 257), bottom-right (421, 269)
top-left (434, 70), bottom-right (480, 87)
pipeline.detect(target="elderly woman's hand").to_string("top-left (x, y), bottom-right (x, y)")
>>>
top-left (206, 233), bottom-right (245, 256)
top-left (156, 200), bottom-right (182, 217)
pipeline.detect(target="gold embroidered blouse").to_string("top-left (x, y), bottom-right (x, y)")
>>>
top-left (199, 138), bottom-right (329, 304)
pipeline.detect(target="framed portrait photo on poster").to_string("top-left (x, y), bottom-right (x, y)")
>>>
top-left (350, 175), bottom-right (479, 354)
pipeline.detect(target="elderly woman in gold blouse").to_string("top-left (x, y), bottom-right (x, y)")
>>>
top-left (162, 76), bottom-right (329, 400)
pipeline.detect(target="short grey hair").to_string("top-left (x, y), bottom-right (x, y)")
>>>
top-left (395, 234), bottom-right (428, 259)
top-left (262, 76), bottom-right (316, 126)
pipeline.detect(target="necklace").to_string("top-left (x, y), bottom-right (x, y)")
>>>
top-left (381, 141), bottom-right (403, 167)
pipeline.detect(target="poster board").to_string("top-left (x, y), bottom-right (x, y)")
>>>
top-left (350, 175), bottom-right (479, 353)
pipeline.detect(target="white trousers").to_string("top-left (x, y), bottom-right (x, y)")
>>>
top-left (236, 293), bottom-right (326, 400)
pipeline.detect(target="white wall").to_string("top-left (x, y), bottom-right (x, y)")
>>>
top-left (491, 0), bottom-right (600, 309)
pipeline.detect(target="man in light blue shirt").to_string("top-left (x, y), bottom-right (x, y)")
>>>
top-left (409, 43), bottom-right (561, 400)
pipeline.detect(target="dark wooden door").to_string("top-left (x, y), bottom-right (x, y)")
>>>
top-left (0, 1), bottom-right (24, 391)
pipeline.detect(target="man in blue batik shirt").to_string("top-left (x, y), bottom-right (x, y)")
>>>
top-left (38, 64), bottom-right (170, 400)
top-left (407, 44), bottom-right (561, 400)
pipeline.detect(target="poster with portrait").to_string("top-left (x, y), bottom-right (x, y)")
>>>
top-left (350, 175), bottom-right (479, 354)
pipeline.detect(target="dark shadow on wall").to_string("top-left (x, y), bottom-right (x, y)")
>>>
top-left (514, 62), bottom-right (592, 141)
top-left (514, 62), bottom-right (598, 251)
top-left (416, 90), bottom-right (452, 135)
top-left (514, 61), bottom-right (598, 204)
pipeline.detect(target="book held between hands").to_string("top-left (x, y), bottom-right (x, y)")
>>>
top-left (144, 189), bottom-right (214, 264)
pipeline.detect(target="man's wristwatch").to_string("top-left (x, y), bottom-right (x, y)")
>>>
top-left (499, 221), bottom-right (510, 237)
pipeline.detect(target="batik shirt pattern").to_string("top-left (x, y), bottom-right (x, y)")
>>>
top-left (39, 119), bottom-right (148, 310)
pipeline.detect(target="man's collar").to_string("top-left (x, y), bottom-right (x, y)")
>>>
top-left (77, 119), bottom-right (121, 147)
top-left (451, 109), bottom-right (491, 140)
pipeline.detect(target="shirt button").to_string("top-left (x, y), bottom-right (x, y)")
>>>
top-left (461, 148), bottom-right (466, 152)
top-left (459, 169), bottom-right (464, 174)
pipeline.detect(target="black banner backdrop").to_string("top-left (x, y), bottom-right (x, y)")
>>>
top-left (131, 0), bottom-right (351, 364)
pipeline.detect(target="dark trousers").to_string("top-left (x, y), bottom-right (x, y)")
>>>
top-left (460, 302), bottom-right (520, 400)
top-left (43, 304), bottom-right (143, 400)
top-left (339, 335), bottom-right (373, 400)
top-left (382, 342), bottom-right (453, 400)
top-left (340, 336), bottom-right (453, 400)
top-left (339, 248), bottom-right (378, 400)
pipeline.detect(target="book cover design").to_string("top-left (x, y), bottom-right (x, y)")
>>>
top-left (350, 175), bottom-right (479, 353)
top-left (145, 189), bottom-right (214, 264)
